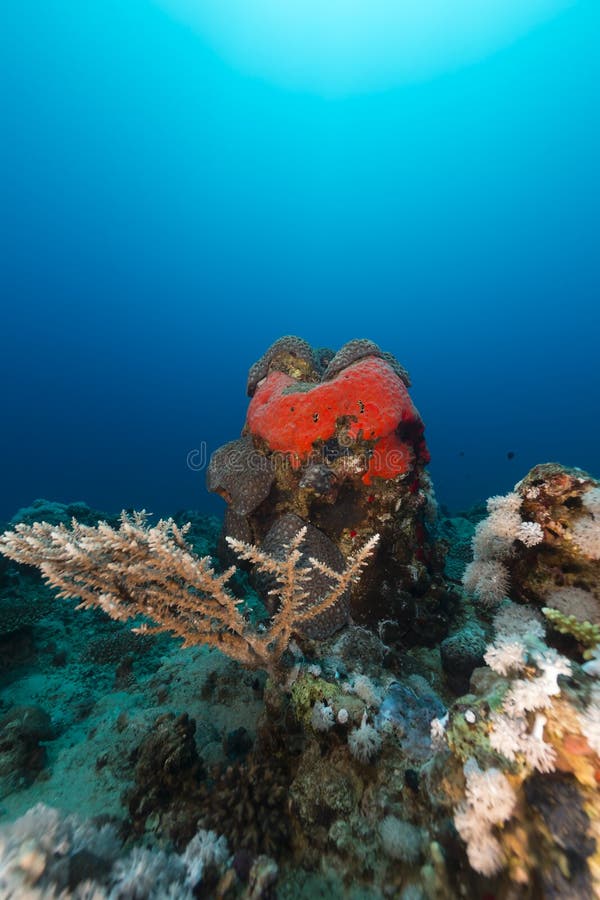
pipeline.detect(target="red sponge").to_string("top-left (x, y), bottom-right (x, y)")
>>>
top-left (246, 357), bottom-right (422, 479)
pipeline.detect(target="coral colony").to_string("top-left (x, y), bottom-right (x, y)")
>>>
top-left (1, 337), bottom-right (599, 899)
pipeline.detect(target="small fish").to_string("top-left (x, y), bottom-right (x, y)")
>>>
top-left (507, 451), bottom-right (515, 460)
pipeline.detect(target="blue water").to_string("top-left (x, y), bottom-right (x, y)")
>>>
top-left (1, 0), bottom-right (599, 522)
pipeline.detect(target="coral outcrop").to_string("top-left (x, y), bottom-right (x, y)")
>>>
top-left (462, 464), bottom-right (600, 649)
top-left (209, 336), bottom-right (450, 635)
top-left (511, 464), bottom-right (600, 616)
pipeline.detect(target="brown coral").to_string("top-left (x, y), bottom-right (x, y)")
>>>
top-left (206, 436), bottom-right (274, 517)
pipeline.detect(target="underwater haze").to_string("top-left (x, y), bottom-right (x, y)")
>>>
top-left (1, 0), bottom-right (599, 522)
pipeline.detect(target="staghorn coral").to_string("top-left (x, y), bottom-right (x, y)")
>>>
top-left (257, 513), bottom-right (352, 639)
top-left (0, 512), bottom-right (378, 676)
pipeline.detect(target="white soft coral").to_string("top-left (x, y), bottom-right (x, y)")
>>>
top-left (534, 649), bottom-right (572, 695)
top-left (464, 490), bottom-right (545, 607)
top-left (488, 712), bottom-right (527, 762)
top-left (493, 601), bottom-right (545, 642)
top-left (311, 701), bottom-right (335, 732)
top-left (463, 559), bottom-right (510, 606)
top-left (515, 520), bottom-right (544, 547)
top-left (484, 632), bottom-right (572, 774)
top-left (484, 637), bottom-right (527, 676)
top-left (520, 714), bottom-right (557, 773)
top-left (454, 758), bottom-right (516, 876)
top-left (348, 711), bottom-right (382, 763)
top-left (571, 516), bottom-right (600, 560)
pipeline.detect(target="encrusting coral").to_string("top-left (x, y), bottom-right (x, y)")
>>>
top-left (0, 512), bottom-right (378, 676)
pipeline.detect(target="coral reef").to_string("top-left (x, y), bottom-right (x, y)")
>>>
top-left (0, 355), bottom-right (599, 899)
top-left (0, 476), bottom-right (598, 898)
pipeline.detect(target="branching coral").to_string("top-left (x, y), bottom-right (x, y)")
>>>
top-left (0, 513), bottom-right (378, 676)
top-left (542, 607), bottom-right (600, 658)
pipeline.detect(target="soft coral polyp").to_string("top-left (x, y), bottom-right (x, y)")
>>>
top-left (246, 357), bottom-right (422, 477)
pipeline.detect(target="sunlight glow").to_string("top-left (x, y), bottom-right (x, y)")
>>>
top-left (156, 0), bottom-right (575, 94)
